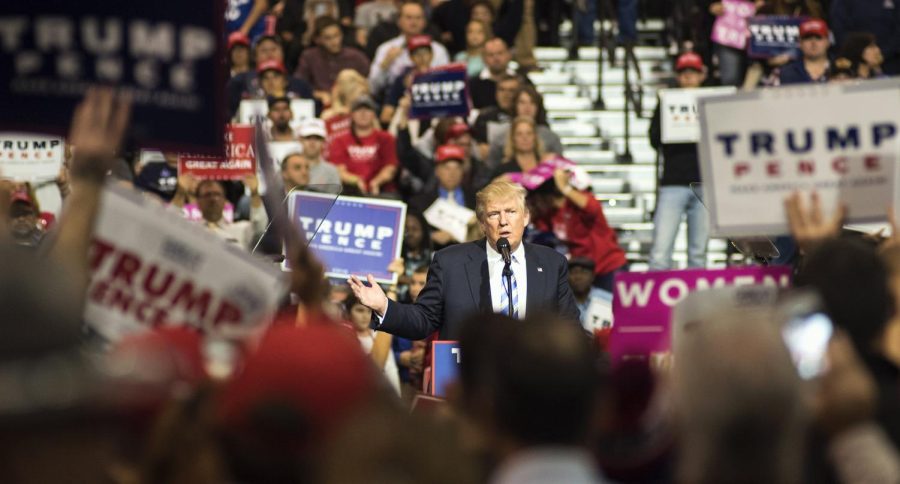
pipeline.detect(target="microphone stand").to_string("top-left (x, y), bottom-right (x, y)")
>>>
top-left (503, 262), bottom-right (514, 318)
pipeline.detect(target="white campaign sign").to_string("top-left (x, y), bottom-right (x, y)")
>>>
top-left (85, 184), bottom-right (287, 342)
top-left (0, 133), bottom-right (65, 181)
top-left (698, 79), bottom-right (900, 237)
top-left (424, 198), bottom-right (476, 243)
top-left (659, 87), bottom-right (736, 143)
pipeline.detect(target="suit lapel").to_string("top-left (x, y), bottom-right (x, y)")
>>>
top-left (525, 244), bottom-right (545, 316)
top-left (465, 239), bottom-right (492, 312)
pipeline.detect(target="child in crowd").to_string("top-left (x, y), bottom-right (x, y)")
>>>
top-left (346, 293), bottom-right (401, 396)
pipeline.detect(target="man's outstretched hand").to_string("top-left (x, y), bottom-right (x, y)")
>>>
top-left (348, 274), bottom-right (389, 316)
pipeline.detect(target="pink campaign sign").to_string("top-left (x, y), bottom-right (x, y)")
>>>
top-left (610, 266), bottom-right (791, 366)
top-left (711, 0), bottom-right (757, 50)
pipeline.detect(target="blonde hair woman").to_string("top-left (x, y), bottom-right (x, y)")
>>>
top-left (491, 116), bottom-right (546, 181)
top-left (320, 69), bottom-right (369, 120)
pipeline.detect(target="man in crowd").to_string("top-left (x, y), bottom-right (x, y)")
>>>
top-left (7, 191), bottom-right (45, 248)
top-left (381, 34), bottom-right (435, 125)
top-left (648, 52), bottom-right (710, 271)
top-left (299, 118), bottom-right (342, 188)
top-left (174, 176), bottom-right (268, 251)
top-left (779, 19), bottom-right (832, 85)
top-left (268, 96), bottom-right (296, 141)
top-left (472, 74), bottom-right (521, 160)
top-left (227, 35), bottom-right (316, 118)
top-left (329, 95), bottom-right (399, 195)
top-left (468, 38), bottom-right (518, 110)
top-left (368, 1), bottom-right (450, 97)
top-left (568, 257), bottom-right (613, 330)
top-left (296, 16), bottom-right (371, 106)
top-left (348, 180), bottom-right (579, 340)
top-left (409, 144), bottom-right (477, 248)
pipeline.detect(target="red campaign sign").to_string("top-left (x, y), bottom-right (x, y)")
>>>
top-left (178, 125), bottom-right (256, 180)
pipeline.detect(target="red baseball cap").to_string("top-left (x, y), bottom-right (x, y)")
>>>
top-left (799, 19), bottom-right (829, 38)
top-left (9, 190), bottom-right (32, 206)
top-left (407, 34), bottom-right (433, 53)
top-left (435, 144), bottom-right (466, 164)
top-left (675, 52), bottom-right (704, 72)
top-left (256, 59), bottom-right (287, 75)
top-left (217, 324), bottom-right (378, 446)
top-left (228, 31), bottom-right (251, 51)
top-left (444, 122), bottom-right (470, 142)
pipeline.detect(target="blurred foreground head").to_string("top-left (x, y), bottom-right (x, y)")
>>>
top-left (458, 313), bottom-right (599, 452)
top-left (673, 310), bottom-right (805, 484)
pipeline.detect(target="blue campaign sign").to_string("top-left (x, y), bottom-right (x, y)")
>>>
top-left (431, 341), bottom-right (461, 398)
top-left (409, 63), bottom-right (469, 119)
top-left (0, 0), bottom-right (226, 154)
top-left (286, 191), bottom-right (406, 284)
top-left (748, 16), bottom-right (805, 59)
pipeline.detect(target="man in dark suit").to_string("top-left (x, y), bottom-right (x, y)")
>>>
top-left (349, 181), bottom-right (580, 340)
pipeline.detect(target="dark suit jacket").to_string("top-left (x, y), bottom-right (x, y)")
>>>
top-left (379, 239), bottom-right (580, 340)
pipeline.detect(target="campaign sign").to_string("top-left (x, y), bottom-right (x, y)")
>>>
top-left (659, 87), bottom-right (737, 144)
top-left (410, 63), bottom-right (469, 119)
top-left (698, 78), bottom-right (900, 237)
top-left (0, 0), bottom-right (226, 154)
top-left (86, 184), bottom-right (287, 342)
top-left (431, 341), bottom-right (461, 398)
top-left (0, 133), bottom-right (65, 181)
top-left (748, 16), bottom-right (805, 59)
top-left (711, 0), bottom-right (756, 50)
top-left (610, 266), bottom-right (791, 366)
top-left (507, 156), bottom-right (592, 190)
top-left (287, 191), bottom-right (406, 284)
top-left (178, 125), bottom-right (256, 180)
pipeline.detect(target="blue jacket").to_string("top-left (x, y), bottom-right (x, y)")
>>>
top-left (779, 60), bottom-right (829, 85)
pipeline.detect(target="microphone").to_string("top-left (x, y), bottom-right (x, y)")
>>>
top-left (497, 237), bottom-right (511, 265)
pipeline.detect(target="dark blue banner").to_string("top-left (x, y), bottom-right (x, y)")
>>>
top-left (409, 63), bottom-right (469, 120)
top-left (287, 191), bottom-right (406, 284)
top-left (747, 15), bottom-right (805, 59)
top-left (0, 1), bottom-right (225, 154)
top-left (431, 341), bottom-right (460, 398)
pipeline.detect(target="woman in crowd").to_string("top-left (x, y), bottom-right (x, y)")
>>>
top-left (840, 32), bottom-right (886, 79)
top-left (454, 20), bottom-right (491, 77)
top-left (398, 211), bottom-right (433, 294)
top-left (227, 32), bottom-right (252, 78)
top-left (486, 85), bottom-right (563, 167)
top-left (491, 116), bottom-right (547, 180)
top-left (321, 69), bottom-right (370, 139)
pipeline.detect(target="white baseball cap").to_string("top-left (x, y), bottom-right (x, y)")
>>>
top-left (298, 118), bottom-right (327, 139)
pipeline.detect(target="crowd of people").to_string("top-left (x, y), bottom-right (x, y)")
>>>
top-left (2, 0), bottom-right (900, 482)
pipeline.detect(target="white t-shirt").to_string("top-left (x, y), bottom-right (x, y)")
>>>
top-left (358, 330), bottom-right (402, 396)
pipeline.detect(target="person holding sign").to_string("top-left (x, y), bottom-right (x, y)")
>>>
top-left (381, 35), bottom-right (435, 126)
top-left (173, 177), bottom-right (267, 251)
top-left (329, 96), bottom-right (399, 196)
top-left (778, 19), bottom-right (831, 85)
top-left (648, 52), bottom-right (710, 270)
top-left (409, 144), bottom-right (477, 248)
top-left (348, 180), bottom-right (579, 340)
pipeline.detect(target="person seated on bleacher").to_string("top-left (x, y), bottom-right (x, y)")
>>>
top-left (320, 69), bottom-right (370, 141)
top-left (647, 52), bottom-right (710, 270)
top-left (472, 73), bottom-right (521, 162)
top-left (227, 32), bottom-right (252, 78)
top-left (226, 34), bottom-right (317, 119)
top-left (484, 85), bottom-right (563, 168)
top-left (267, 96), bottom-right (296, 142)
top-left (528, 169), bottom-right (627, 292)
top-left (490, 116), bottom-right (547, 181)
top-left (778, 19), bottom-right (832, 85)
top-left (468, 38), bottom-right (518, 110)
top-left (295, 16), bottom-right (371, 107)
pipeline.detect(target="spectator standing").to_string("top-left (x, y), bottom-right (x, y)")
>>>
top-left (647, 52), bottom-right (710, 270)
top-left (368, 1), bottom-right (450, 97)
top-left (468, 38), bottom-right (518, 110)
top-left (297, 118), bottom-right (343, 187)
top-left (779, 19), bottom-right (831, 84)
top-left (296, 16), bottom-right (371, 106)
top-left (329, 96), bottom-right (399, 195)
top-left (840, 32), bottom-right (887, 79)
top-left (381, 35), bottom-right (435, 125)
top-left (267, 96), bottom-right (296, 141)
top-left (529, 169), bottom-right (627, 291)
top-left (454, 20), bottom-right (491, 77)
top-left (831, 0), bottom-right (900, 75)
top-left (227, 32), bottom-right (252, 78)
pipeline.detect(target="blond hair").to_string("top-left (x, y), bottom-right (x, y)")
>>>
top-left (330, 69), bottom-right (368, 112)
top-left (475, 180), bottom-right (528, 222)
top-left (502, 116), bottom-right (545, 161)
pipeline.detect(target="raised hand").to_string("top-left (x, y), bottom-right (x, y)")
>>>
top-left (784, 191), bottom-right (845, 255)
top-left (347, 274), bottom-right (389, 316)
top-left (67, 87), bottom-right (131, 184)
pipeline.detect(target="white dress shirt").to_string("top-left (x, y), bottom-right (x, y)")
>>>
top-left (368, 35), bottom-right (451, 95)
top-left (487, 241), bottom-right (527, 319)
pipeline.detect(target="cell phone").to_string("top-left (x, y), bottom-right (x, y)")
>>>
top-left (778, 292), bottom-right (834, 380)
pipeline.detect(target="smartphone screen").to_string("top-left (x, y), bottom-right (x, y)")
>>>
top-left (781, 312), bottom-right (833, 379)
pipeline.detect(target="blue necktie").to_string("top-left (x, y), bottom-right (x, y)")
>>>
top-left (500, 256), bottom-right (519, 318)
